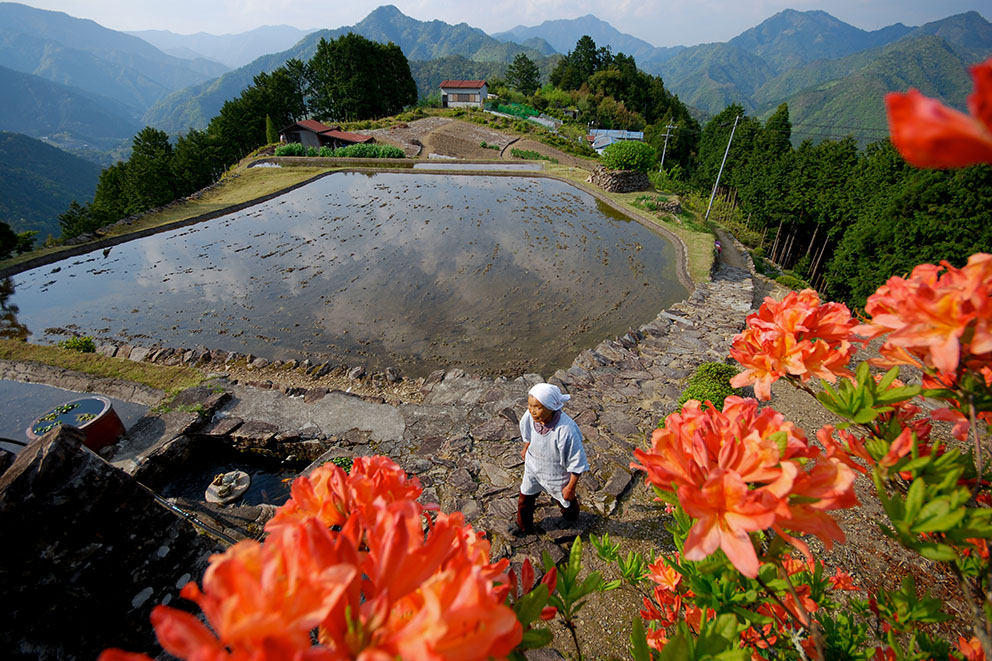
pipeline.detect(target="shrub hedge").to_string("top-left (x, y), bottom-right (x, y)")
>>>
top-left (676, 362), bottom-right (742, 411)
top-left (601, 140), bottom-right (657, 173)
top-left (273, 143), bottom-right (405, 159)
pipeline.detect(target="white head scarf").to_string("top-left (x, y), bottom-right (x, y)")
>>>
top-left (529, 383), bottom-right (570, 411)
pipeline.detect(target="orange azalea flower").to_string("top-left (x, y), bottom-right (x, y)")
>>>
top-left (730, 290), bottom-right (859, 400)
top-left (267, 456), bottom-right (424, 532)
top-left (885, 58), bottom-right (992, 168)
top-left (180, 518), bottom-right (358, 653)
top-left (644, 627), bottom-right (669, 652)
top-left (104, 456), bottom-right (522, 661)
top-left (828, 568), bottom-right (858, 591)
top-left (633, 398), bottom-right (856, 577)
top-left (958, 635), bottom-right (988, 661)
top-left (857, 253), bottom-right (992, 376)
top-left (680, 467), bottom-right (780, 577)
top-left (647, 554), bottom-right (682, 592)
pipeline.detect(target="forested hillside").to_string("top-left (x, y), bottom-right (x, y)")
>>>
top-left (143, 5), bottom-right (552, 134)
top-left (688, 103), bottom-right (992, 308)
top-left (0, 65), bottom-right (138, 164)
top-left (0, 132), bottom-right (101, 238)
top-left (659, 10), bottom-right (992, 143)
top-left (0, 2), bottom-right (228, 117)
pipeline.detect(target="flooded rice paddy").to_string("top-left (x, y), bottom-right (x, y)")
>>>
top-left (8, 172), bottom-right (687, 377)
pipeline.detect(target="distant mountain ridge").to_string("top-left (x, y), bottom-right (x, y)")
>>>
top-left (0, 64), bottom-right (139, 164)
top-left (127, 25), bottom-right (319, 69)
top-left (492, 14), bottom-right (684, 68)
top-left (0, 2), bottom-right (229, 118)
top-left (651, 8), bottom-right (992, 143)
top-left (143, 4), bottom-right (557, 134)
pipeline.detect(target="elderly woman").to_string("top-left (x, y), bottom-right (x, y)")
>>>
top-left (515, 383), bottom-right (589, 535)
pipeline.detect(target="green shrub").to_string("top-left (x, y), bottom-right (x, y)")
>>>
top-left (59, 336), bottom-right (96, 353)
top-left (274, 142), bottom-right (305, 156)
top-left (329, 456), bottom-right (354, 472)
top-left (510, 148), bottom-right (558, 164)
top-left (318, 146), bottom-right (334, 157)
top-left (676, 362), bottom-right (742, 411)
top-left (332, 143), bottom-right (405, 159)
top-left (601, 141), bottom-right (657, 173)
top-left (775, 274), bottom-right (808, 290)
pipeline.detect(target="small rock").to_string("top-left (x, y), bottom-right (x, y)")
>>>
top-left (348, 366), bottom-right (366, 380)
top-left (384, 366), bottom-right (401, 383)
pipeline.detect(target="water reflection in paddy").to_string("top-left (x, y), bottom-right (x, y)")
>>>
top-left (10, 172), bottom-right (688, 378)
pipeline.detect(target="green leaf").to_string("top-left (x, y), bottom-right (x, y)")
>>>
top-left (513, 587), bottom-right (549, 627)
top-left (917, 543), bottom-right (959, 562)
top-left (904, 478), bottom-right (925, 521)
top-left (657, 631), bottom-right (691, 661)
top-left (518, 627), bottom-right (553, 650)
top-left (630, 617), bottom-right (652, 661)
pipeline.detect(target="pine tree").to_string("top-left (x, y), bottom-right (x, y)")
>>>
top-left (506, 54), bottom-right (540, 96)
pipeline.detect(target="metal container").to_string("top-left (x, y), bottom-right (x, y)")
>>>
top-left (26, 396), bottom-right (126, 451)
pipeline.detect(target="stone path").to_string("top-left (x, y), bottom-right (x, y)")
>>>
top-left (101, 260), bottom-right (755, 567)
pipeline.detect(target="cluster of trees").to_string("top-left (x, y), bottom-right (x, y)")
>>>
top-left (58, 33), bottom-right (417, 241)
top-left (496, 36), bottom-right (699, 172)
top-left (694, 103), bottom-right (992, 307)
top-left (0, 221), bottom-right (36, 260)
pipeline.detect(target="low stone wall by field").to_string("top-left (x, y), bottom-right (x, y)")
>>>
top-left (587, 166), bottom-right (651, 193)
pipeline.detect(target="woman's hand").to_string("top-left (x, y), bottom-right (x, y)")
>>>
top-left (520, 442), bottom-right (530, 461)
top-left (561, 473), bottom-right (579, 501)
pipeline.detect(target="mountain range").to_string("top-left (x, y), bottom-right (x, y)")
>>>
top-left (127, 25), bottom-right (319, 69)
top-left (1, 2), bottom-right (990, 210)
top-left (142, 5), bottom-right (558, 134)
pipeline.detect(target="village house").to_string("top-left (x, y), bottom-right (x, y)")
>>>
top-left (278, 119), bottom-right (375, 149)
top-left (586, 128), bottom-right (645, 154)
top-left (439, 80), bottom-right (487, 108)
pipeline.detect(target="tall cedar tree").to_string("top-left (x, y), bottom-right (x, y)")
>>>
top-left (307, 34), bottom-right (417, 122)
top-left (506, 53), bottom-right (540, 96)
top-left (123, 127), bottom-right (175, 216)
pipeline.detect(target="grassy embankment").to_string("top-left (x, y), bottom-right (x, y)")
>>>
top-left (541, 163), bottom-right (714, 284)
top-left (0, 339), bottom-right (203, 394)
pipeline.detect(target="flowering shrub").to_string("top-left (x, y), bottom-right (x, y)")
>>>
top-left (623, 252), bottom-right (992, 659)
top-left (100, 456), bottom-right (538, 660)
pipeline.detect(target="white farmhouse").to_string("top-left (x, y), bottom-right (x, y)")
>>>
top-left (439, 80), bottom-right (487, 108)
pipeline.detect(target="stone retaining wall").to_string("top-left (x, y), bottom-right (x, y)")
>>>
top-left (587, 166), bottom-right (651, 193)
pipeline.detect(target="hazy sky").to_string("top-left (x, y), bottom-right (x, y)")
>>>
top-left (17, 1), bottom-right (991, 47)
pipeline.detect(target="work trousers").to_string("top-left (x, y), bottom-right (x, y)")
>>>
top-left (516, 491), bottom-right (579, 533)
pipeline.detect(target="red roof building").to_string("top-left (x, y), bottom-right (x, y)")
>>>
top-left (278, 120), bottom-right (375, 149)
top-left (439, 80), bottom-right (488, 108)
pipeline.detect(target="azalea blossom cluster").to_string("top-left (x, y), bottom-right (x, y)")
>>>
top-left (101, 456), bottom-right (522, 661)
top-left (639, 551), bottom-right (858, 654)
top-left (857, 252), bottom-right (992, 440)
top-left (729, 289), bottom-right (861, 400)
top-left (886, 58), bottom-right (992, 169)
top-left (631, 397), bottom-right (858, 578)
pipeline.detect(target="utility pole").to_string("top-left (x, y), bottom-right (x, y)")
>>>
top-left (705, 115), bottom-right (741, 223)
top-left (658, 123), bottom-right (677, 171)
